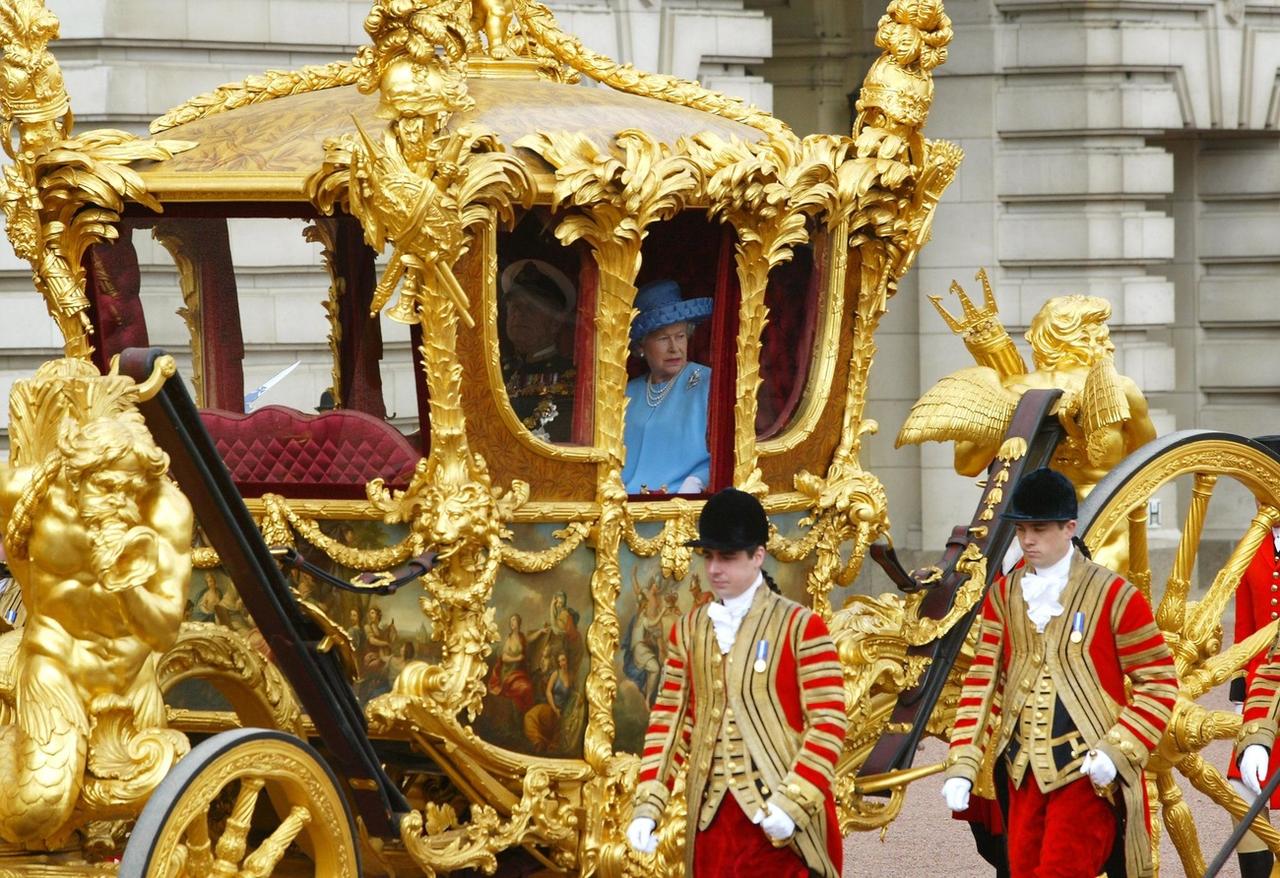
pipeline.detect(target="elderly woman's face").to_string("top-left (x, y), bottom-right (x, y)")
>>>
top-left (640, 322), bottom-right (689, 383)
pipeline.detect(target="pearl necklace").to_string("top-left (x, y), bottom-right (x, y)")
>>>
top-left (645, 373), bottom-right (677, 407)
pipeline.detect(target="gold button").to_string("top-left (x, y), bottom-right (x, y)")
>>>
top-left (1271, 598), bottom-right (1277, 606)
top-left (1272, 584), bottom-right (1278, 592)
top-left (761, 786), bottom-right (770, 796)
top-left (1272, 612), bottom-right (1277, 619)
top-left (725, 707), bottom-right (734, 717)
top-left (788, 783), bottom-right (802, 796)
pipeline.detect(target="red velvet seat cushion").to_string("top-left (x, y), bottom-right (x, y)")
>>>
top-left (199, 406), bottom-right (420, 499)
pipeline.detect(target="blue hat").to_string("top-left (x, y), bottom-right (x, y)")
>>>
top-left (630, 280), bottom-right (713, 342)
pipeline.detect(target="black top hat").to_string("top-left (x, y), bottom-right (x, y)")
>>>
top-left (686, 488), bottom-right (769, 552)
top-left (1001, 468), bottom-right (1078, 522)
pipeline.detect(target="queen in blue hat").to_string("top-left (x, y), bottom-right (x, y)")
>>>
top-left (622, 280), bottom-right (714, 494)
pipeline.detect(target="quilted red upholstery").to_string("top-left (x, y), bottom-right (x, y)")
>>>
top-left (200, 406), bottom-right (421, 498)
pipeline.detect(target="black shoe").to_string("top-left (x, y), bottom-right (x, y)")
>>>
top-left (1238, 850), bottom-right (1274, 878)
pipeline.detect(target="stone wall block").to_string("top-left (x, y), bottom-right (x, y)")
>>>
top-left (189, 0), bottom-right (270, 43)
top-left (996, 146), bottom-right (1173, 200)
top-left (1198, 208), bottom-right (1280, 263)
top-left (997, 82), bottom-right (1183, 135)
top-left (1199, 275), bottom-right (1280, 324)
top-left (1113, 339), bottom-right (1176, 393)
top-left (1198, 339), bottom-right (1280, 388)
top-left (269, 1), bottom-right (352, 46)
top-left (1198, 148), bottom-right (1280, 197)
top-left (996, 209), bottom-right (1174, 264)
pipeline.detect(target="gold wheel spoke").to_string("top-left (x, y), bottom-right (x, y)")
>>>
top-left (241, 805), bottom-right (313, 878)
top-left (183, 812), bottom-right (214, 875)
top-left (1184, 509), bottom-right (1279, 668)
top-left (1127, 502), bottom-right (1152, 604)
top-left (1155, 472), bottom-right (1216, 637)
top-left (213, 777), bottom-right (265, 868)
top-left (1157, 768), bottom-right (1203, 875)
top-left (1179, 753), bottom-right (1280, 854)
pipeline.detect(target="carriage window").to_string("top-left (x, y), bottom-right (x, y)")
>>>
top-left (625, 214), bottom-right (735, 496)
top-left (88, 213), bottom-right (428, 498)
top-left (756, 224), bottom-right (822, 439)
top-left (497, 210), bottom-right (588, 445)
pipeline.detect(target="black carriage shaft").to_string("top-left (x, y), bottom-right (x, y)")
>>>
top-left (117, 347), bottom-right (410, 837)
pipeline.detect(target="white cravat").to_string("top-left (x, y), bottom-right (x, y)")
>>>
top-left (1272, 526), bottom-right (1280, 554)
top-left (1020, 546), bottom-right (1074, 633)
top-left (707, 575), bottom-right (764, 654)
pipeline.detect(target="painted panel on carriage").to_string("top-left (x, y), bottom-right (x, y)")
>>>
top-left (169, 518), bottom-right (429, 712)
top-left (169, 512), bottom-right (818, 761)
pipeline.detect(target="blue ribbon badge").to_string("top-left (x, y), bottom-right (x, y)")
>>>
top-left (1070, 610), bottom-right (1085, 644)
top-left (754, 639), bottom-right (769, 674)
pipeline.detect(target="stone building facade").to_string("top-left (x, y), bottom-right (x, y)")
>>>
top-left (2, 0), bottom-right (1278, 577)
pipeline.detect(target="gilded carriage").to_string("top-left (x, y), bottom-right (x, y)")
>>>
top-left (2, 0), bottom-right (1280, 874)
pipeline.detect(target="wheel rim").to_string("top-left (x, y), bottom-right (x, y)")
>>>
top-left (1077, 432), bottom-right (1280, 874)
top-left (122, 729), bottom-right (360, 878)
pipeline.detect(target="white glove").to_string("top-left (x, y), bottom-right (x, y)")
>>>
top-left (676, 475), bottom-right (705, 494)
top-left (749, 800), bottom-right (796, 841)
top-left (626, 817), bottom-right (657, 854)
top-left (941, 777), bottom-right (971, 812)
top-left (1240, 744), bottom-right (1271, 797)
top-left (1080, 750), bottom-right (1117, 787)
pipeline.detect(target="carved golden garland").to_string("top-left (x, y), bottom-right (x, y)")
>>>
top-left (511, 0), bottom-right (792, 145)
top-left (149, 61), bottom-right (362, 134)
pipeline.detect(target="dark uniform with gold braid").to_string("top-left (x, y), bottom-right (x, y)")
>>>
top-left (945, 469), bottom-right (1179, 878)
top-left (630, 489), bottom-right (848, 876)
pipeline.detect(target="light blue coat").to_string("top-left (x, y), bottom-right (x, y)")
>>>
top-left (622, 362), bottom-right (711, 493)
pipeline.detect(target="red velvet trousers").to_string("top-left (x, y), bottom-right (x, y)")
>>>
top-left (1006, 776), bottom-right (1116, 878)
top-left (693, 794), bottom-right (811, 877)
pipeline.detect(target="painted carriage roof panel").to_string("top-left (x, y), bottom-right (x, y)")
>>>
top-left (131, 78), bottom-right (768, 199)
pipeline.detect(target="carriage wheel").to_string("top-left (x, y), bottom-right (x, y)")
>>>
top-left (1078, 431), bottom-right (1280, 875)
top-left (120, 728), bottom-right (361, 878)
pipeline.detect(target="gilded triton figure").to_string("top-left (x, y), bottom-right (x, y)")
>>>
top-left (0, 359), bottom-right (191, 847)
top-left (897, 270), bottom-right (1156, 570)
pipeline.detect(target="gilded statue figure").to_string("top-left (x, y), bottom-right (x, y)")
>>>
top-left (470, 0), bottom-right (516, 58)
top-left (897, 272), bottom-right (1156, 570)
top-left (0, 358), bottom-right (191, 847)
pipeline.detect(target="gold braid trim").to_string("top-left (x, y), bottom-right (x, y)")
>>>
top-left (149, 61), bottom-right (361, 134)
top-left (3, 451), bottom-right (62, 560)
top-left (512, 0), bottom-right (795, 147)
